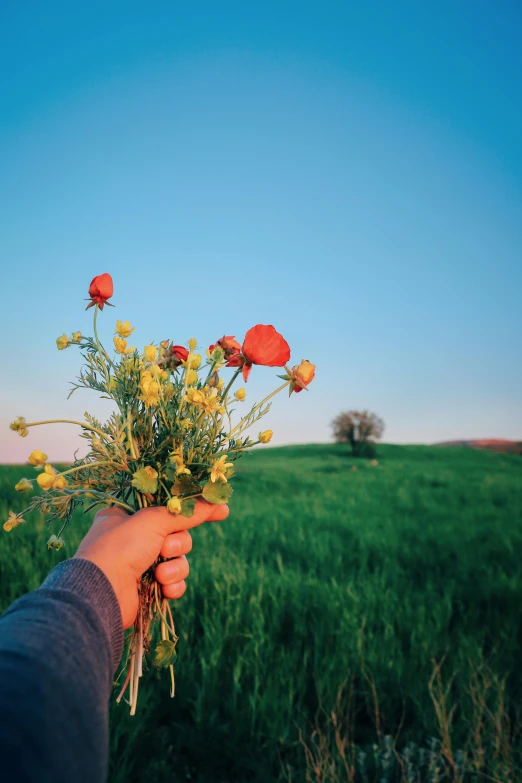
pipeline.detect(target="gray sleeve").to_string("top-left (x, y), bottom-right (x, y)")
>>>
top-left (0, 558), bottom-right (124, 783)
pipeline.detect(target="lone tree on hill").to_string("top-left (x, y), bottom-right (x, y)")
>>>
top-left (331, 410), bottom-right (385, 456)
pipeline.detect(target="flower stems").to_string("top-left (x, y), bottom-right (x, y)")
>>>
top-left (22, 420), bottom-right (111, 440)
top-left (222, 366), bottom-right (242, 401)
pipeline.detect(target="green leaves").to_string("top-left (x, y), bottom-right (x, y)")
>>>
top-left (202, 480), bottom-right (233, 505)
top-left (171, 474), bottom-right (202, 498)
top-left (131, 467), bottom-right (158, 494)
top-left (180, 498), bottom-right (197, 517)
top-left (154, 639), bottom-right (178, 668)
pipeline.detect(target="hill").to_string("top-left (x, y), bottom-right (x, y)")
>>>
top-left (436, 438), bottom-right (522, 454)
top-left (1, 444), bottom-right (521, 781)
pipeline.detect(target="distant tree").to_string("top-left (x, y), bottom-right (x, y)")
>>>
top-left (331, 410), bottom-right (385, 457)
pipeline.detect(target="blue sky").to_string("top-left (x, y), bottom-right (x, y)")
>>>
top-left (1, 0), bottom-right (521, 461)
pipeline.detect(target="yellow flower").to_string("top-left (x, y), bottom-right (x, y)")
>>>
top-left (170, 454), bottom-right (191, 476)
top-left (185, 388), bottom-right (206, 407)
top-left (259, 430), bottom-right (273, 444)
top-left (113, 337), bottom-right (136, 355)
top-left (131, 466), bottom-right (159, 494)
top-left (37, 465), bottom-right (56, 490)
top-left (47, 534), bottom-right (65, 551)
top-left (183, 353), bottom-right (202, 371)
top-left (234, 388), bottom-right (246, 402)
top-left (144, 344), bottom-right (158, 363)
top-left (115, 320), bottom-right (135, 338)
top-left (139, 373), bottom-right (161, 408)
top-left (72, 331), bottom-right (82, 343)
top-left (3, 511), bottom-right (26, 532)
top-left (210, 455), bottom-right (234, 483)
top-left (15, 478), bottom-right (33, 492)
top-left (180, 419), bottom-right (192, 431)
top-left (10, 417), bottom-right (28, 437)
top-left (108, 376), bottom-right (118, 391)
top-left (167, 497), bottom-right (182, 515)
top-left (188, 337), bottom-right (198, 352)
top-left (53, 475), bottom-right (67, 490)
top-left (56, 334), bottom-right (70, 350)
top-left (28, 449), bottom-right (47, 466)
top-left (186, 369), bottom-right (198, 385)
top-left (202, 387), bottom-right (225, 415)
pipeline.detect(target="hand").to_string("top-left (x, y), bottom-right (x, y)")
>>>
top-left (74, 500), bottom-right (229, 628)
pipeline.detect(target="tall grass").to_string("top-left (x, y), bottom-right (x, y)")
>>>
top-left (0, 444), bottom-right (521, 781)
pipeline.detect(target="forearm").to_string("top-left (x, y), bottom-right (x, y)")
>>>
top-left (0, 559), bottom-right (124, 783)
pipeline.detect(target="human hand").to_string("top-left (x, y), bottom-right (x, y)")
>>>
top-left (74, 500), bottom-right (229, 628)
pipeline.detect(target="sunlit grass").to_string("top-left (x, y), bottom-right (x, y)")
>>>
top-left (1, 444), bottom-right (521, 781)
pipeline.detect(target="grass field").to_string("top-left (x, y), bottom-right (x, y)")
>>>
top-left (1, 444), bottom-right (521, 782)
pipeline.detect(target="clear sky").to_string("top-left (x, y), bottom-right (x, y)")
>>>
top-left (1, 0), bottom-right (521, 462)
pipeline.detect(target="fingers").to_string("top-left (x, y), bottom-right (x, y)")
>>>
top-left (155, 555), bottom-right (190, 585)
top-left (162, 580), bottom-right (187, 600)
top-left (206, 503), bottom-right (230, 522)
top-left (92, 506), bottom-right (129, 528)
top-left (133, 499), bottom-right (229, 536)
top-left (159, 530), bottom-right (193, 559)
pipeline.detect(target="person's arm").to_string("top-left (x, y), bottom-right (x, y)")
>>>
top-left (0, 501), bottom-right (228, 783)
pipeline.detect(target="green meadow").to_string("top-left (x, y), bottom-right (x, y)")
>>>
top-left (1, 444), bottom-right (521, 782)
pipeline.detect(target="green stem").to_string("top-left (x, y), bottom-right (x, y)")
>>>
top-left (58, 460), bottom-right (113, 477)
top-left (126, 409), bottom-right (139, 459)
top-left (222, 366), bottom-right (242, 401)
top-left (93, 304), bottom-right (115, 373)
top-left (202, 358), bottom-right (218, 386)
top-left (24, 420), bottom-right (111, 441)
top-left (226, 380), bottom-right (290, 440)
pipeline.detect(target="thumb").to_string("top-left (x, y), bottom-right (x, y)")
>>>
top-left (132, 499), bottom-right (229, 536)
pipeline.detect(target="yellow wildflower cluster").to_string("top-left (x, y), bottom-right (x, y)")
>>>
top-left (47, 534), bottom-right (65, 551)
top-left (139, 365), bottom-right (170, 409)
top-left (169, 453), bottom-right (191, 476)
top-left (210, 455), bottom-right (234, 483)
top-left (115, 320), bottom-right (135, 338)
top-left (144, 344), bottom-right (158, 363)
top-left (28, 449), bottom-right (47, 466)
top-left (56, 334), bottom-right (70, 350)
top-left (56, 332), bottom-right (82, 350)
top-left (185, 386), bottom-right (225, 415)
top-left (3, 512), bottom-right (26, 532)
top-left (182, 352), bottom-right (202, 371)
top-left (15, 478), bottom-right (33, 493)
top-left (37, 464), bottom-right (67, 491)
top-left (114, 336), bottom-right (136, 355)
top-left (10, 417), bottom-right (28, 437)
top-left (167, 497), bottom-right (182, 514)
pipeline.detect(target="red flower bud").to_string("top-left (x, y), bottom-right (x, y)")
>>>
top-left (87, 273), bottom-right (114, 310)
top-left (171, 345), bottom-right (189, 364)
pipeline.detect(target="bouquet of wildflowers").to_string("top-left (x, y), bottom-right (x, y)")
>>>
top-left (6, 273), bottom-right (315, 713)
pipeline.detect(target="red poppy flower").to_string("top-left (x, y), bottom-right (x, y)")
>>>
top-left (227, 324), bottom-right (291, 382)
top-left (209, 335), bottom-right (242, 360)
top-left (171, 345), bottom-right (189, 364)
top-left (87, 273), bottom-right (114, 310)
